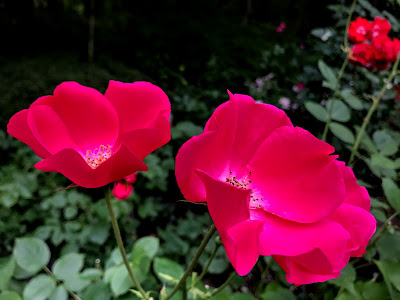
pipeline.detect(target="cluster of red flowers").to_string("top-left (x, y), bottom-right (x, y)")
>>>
top-left (348, 17), bottom-right (400, 70)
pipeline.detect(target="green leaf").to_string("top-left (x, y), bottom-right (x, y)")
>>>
top-left (375, 260), bottom-right (398, 300)
top-left (23, 274), bottom-right (56, 300)
top-left (52, 253), bottom-right (84, 281)
top-left (377, 232), bottom-right (400, 261)
top-left (371, 198), bottom-right (389, 209)
top-left (371, 154), bottom-right (396, 169)
top-left (0, 256), bottom-right (16, 290)
top-left (261, 285), bottom-right (296, 300)
top-left (362, 281), bottom-right (389, 300)
top-left (110, 264), bottom-right (133, 296)
top-left (49, 286), bottom-right (68, 300)
top-left (329, 264), bottom-right (356, 288)
top-left (131, 236), bottom-right (159, 275)
top-left (318, 60), bottom-right (337, 90)
top-left (82, 280), bottom-right (111, 300)
top-left (340, 89), bottom-right (363, 110)
top-left (373, 130), bottom-right (398, 156)
top-left (371, 209), bottom-right (387, 222)
top-left (153, 257), bottom-right (184, 284)
top-left (63, 275), bottom-right (91, 292)
top-left (382, 178), bottom-right (400, 212)
top-left (304, 102), bottom-right (329, 122)
top-left (13, 237), bottom-right (50, 274)
top-left (79, 268), bottom-right (102, 281)
top-left (230, 293), bottom-right (255, 300)
top-left (326, 99), bottom-right (351, 122)
top-left (0, 291), bottom-right (22, 300)
top-left (329, 122), bottom-right (355, 144)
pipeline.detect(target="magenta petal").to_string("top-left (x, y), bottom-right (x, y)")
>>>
top-left (195, 169), bottom-right (251, 230)
top-left (205, 93), bottom-right (293, 173)
top-left (336, 161), bottom-right (371, 211)
top-left (35, 144), bottom-right (148, 188)
top-left (38, 82), bottom-right (119, 151)
top-left (274, 256), bottom-right (340, 286)
top-left (222, 220), bottom-right (263, 276)
top-left (7, 109), bottom-right (50, 159)
top-left (104, 80), bottom-right (170, 134)
top-left (176, 131), bottom-right (232, 203)
top-left (330, 203), bottom-right (376, 257)
top-left (118, 110), bottom-right (171, 160)
top-left (249, 126), bottom-right (345, 223)
top-left (27, 105), bottom-right (77, 154)
top-left (251, 209), bottom-right (351, 267)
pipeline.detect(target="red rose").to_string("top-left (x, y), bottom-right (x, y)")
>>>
top-left (113, 182), bottom-right (134, 200)
top-left (175, 93), bottom-right (375, 285)
top-left (371, 35), bottom-right (394, 70)
top-left (392, 38), bottom-right (400, 62)
top-left (370, 16), bottom-right (391, 39)
top-left (349, 43), bottom-right (374, 68)
top-left (7, 81), bottom-right (171, 188)
top-left (348, 17), bottom-right (371, 43)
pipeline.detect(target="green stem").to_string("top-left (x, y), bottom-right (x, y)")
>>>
top-left (43, 265), bottom-right (81, 300)
top-left (164, 225), bottom-right (216, 300)
top-left (348, 54), bottom-right (400, 165)
top-left (104, 186), bottom-right (148, 300)
top-left (209, 272), bottom-right (237, 297)
top-left (370, 211), bottom-right (399, 245)
top-left (322, 0), bottom-right (356, 141)
top-left (191, 243), bottom-right (220, 289)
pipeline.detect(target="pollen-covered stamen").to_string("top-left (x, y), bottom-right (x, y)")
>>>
top-left (225, 171), bottom-right (263, 209)
top-left (85, 144), bottom-right (113, 169)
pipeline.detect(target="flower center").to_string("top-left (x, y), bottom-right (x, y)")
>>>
top-left (225, 171), bottom-right (264, 209)
top-left (85, 144), bottom-right (112, 169)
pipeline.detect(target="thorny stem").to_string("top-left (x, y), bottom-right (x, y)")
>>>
top-left (348, 54), bottom-right (400, 165)
top-left (104, 186), bottom-right (148, 300)
top-left (322, 0), bottom-right (357, 141)
top-left (209, 272), bottom-right (237, 298)
top-left (43, 265), bottom-right (81, 300)
top-left (164, 225), bottom-right (216, 300)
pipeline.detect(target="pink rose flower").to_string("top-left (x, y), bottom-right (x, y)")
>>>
top-left (175, 92), bottom-right (375, 285)
top-left (7, 81), bottom-right (171, 188)
top-left (276, 22), bottom-right (286, 33)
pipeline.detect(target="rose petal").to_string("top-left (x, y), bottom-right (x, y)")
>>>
top-left (32, 82), bottom-right (119, 152)
top-left (205, 92), bottom-right (293, 173)
top-left (248, 126), bottom-right (345, 223)
top-left (175, 131), bottom-right (232, 203)
top-left (274, 255), bottom-right (341, 286)
top-left (27, 105), bottom-right (77, 154)
top-left (336, 161), bottom-right (371, 211)
top-left (104, 80), bottom-right (170, 134)
top-left (222, 220), bottom-right (263, 276)
top-left (7, 109), bottom-right (50, 159)
top-left (35, 144), bottom-right (148, 188)
top-left (195, 169), bottom-right (251, 230)
top-left (118, 110), bottom-right (171, 160)
top-left (251, 209), bottom-right (351, 266)
top-left (330, 203), bottom-right (376, 257)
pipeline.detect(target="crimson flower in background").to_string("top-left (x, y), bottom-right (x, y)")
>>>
top-left (370, 16), bottom-right (391, 39)
top-left (113, 182), bottom-right (134, 200)
top-left (112, 172), bottom-right (137, 200)
top-left (175, 93), bottom-right (376, 285)
top-left (348, 17), bottom-right (371, 43)
top-left (7, 81), bottom-right (171, 188)
top-left (348, 16), bottom-right (399, 71)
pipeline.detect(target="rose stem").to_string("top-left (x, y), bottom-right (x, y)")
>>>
top-left (321, 0), bottom-right (357, 141)
top-left (104, 186), bottom-right (148, 300)
top-left (348, 53), bottom-right (400, 165)
top-left (164, 224), bottom-right (216, 300)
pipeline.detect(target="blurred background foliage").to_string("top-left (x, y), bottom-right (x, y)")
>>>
top-left (0, 0), bottom-right (400, 299)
